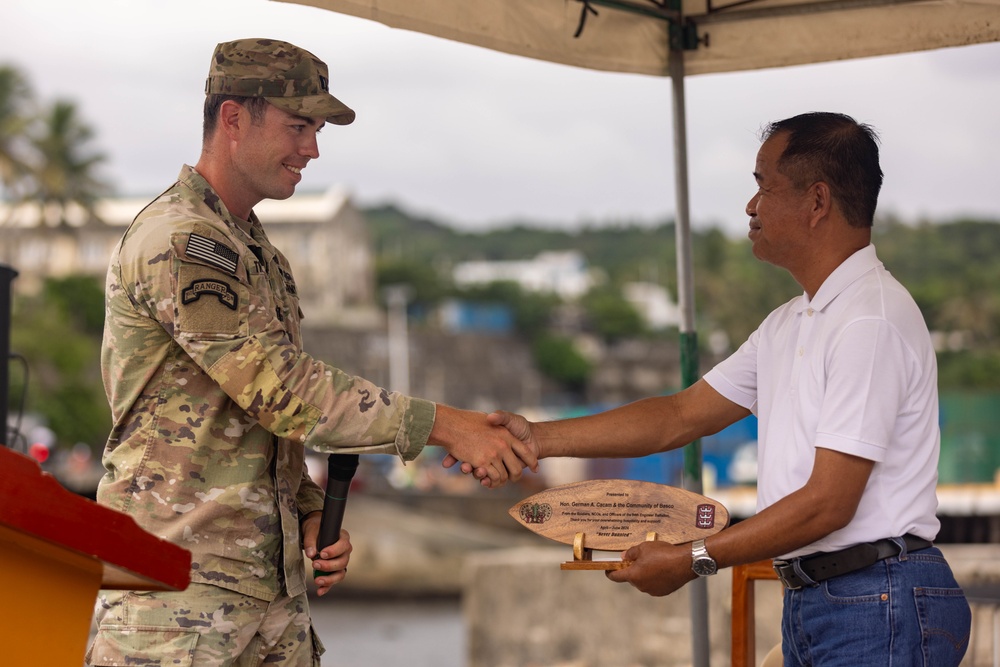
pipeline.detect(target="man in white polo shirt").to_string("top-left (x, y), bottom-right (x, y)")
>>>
top-left (479, 112), bottom-right (971, 665)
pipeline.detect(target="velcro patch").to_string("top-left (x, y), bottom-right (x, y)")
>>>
top-left (186, 233), bottom-right (239, 275)
top-left (182, 279), bottom-right (238, 310)
top-left (177, 264), bottom-right (243, 337)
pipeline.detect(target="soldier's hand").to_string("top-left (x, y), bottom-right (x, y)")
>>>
top-left (302, 511), bottom-right (353, 596)
top-left (442, 409), bottom-right (541, 484)
top-left (430, 405), bottom-right (538, 488)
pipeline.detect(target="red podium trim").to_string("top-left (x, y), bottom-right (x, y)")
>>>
top-left (0, 447), bottom-right (191, 591)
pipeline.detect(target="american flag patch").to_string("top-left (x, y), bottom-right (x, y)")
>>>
top-left (185, 233), bottom-right (239, 275)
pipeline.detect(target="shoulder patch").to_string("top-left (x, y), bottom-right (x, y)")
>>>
top-left (182, 279), bottom-right (239, 310)
top-left (186, 233), bottom-right (239, 275)
top-left (176, 265), bottom-right (244, 337)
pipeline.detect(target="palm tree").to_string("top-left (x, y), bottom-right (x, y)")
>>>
top-left (0, 65), bottom-right (35, 206)
top-left (28, 99), bottom-right (110, 227)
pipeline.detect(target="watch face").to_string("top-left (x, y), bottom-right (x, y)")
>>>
top-left (693, 557), bottom-right (717, 576)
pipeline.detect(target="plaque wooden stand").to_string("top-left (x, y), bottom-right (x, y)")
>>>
top-left (0, 446), bottom-right (192, 666)
top-left (560, 530), bottom-right (659, 571)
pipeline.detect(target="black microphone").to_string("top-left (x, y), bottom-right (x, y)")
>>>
top-left (313, 453), bottom-right (359, 577)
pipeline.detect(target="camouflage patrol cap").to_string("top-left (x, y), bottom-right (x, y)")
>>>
top-left (205, 38), bottom-right (355, 125)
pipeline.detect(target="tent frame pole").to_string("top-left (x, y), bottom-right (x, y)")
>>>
top-left (669, 47), bottom-right (711, 667)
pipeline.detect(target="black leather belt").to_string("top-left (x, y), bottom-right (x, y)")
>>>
top-left (773, 534), bottom-right (932, 590)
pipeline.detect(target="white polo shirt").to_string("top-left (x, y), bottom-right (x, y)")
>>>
top-left (704, 244), bottom-right (940, 558)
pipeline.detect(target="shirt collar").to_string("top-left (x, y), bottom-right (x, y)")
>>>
top-left (178, 165), bottom-right (263, 236)
top-left (796, 244), bottom-right (881, 313)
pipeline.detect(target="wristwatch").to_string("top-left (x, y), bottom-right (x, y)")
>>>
top-left (691, 539), bottom-right (718, 576)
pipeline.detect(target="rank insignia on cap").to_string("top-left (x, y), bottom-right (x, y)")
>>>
top-left (182, 279), bottom-right (238, 310)
top-left (186, 233), bottom-right (239, 275)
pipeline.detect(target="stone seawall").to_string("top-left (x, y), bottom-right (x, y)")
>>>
top-left (331, 494), bottom-right (1000, 665)
top-left (463, 544), bottom-right (1000, 667)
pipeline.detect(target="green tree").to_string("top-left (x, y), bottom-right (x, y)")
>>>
top-left (8, 275), bottom-right (109, 451)
top-left (43, 274), bottom-right (106, 335)
top-left (376, 258), bottom-right (449, 312)
top-left (877, 218), bottom-right (1000, 347)
top-left (937, 350), bottom-right (1000, 390)
top-left (533, 334), bottom-right (592, 392)
top-left (693, 230), bottom-right (799, 347)
top-left (582, 286), bottom-right (645, 343)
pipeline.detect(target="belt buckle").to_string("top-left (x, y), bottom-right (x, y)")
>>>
top-left (772, 559), bottom-right (802, 590)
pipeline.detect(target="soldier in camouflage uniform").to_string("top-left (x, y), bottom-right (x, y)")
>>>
top-left (87, 38), bottom-right (537, 667)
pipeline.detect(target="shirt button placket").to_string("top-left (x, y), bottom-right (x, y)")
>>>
top-left (790, 307), bottom-right (815, 390)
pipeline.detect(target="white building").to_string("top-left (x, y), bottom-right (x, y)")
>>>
top-left (0, 186), bottom-right (378, 326)
top-left (622, 281), bottom-right (681, 330)
top-left (452, 250), bottom-right (596, 300)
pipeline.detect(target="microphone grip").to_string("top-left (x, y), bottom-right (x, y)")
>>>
top-left (314, 453), bottom-right (359, 577)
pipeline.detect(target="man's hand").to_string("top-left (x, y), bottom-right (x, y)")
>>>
top-left (302, 511), bottom-right (353, 596)
top-left (431, 405), bottom-right (538, 488)
top-left (605, 541), bottom-right (697, 597)
top-left (441, 409), bottom-right (540, 483)
top-left (488, 409), bottom-right (536, 446)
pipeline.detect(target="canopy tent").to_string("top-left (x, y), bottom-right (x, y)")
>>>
top-left (270, 1), bottom-right (1000, 664)
top-left (273, 0), bottom-right (1000, 77)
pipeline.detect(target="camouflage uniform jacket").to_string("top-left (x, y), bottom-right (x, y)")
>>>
top-left (98, 165), bottom-right (435, 601)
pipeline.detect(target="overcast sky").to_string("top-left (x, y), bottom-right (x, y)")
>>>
top-left (3, 0), bottom-right (999, 236)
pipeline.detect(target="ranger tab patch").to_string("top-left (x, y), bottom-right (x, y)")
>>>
top-left (186, 233), bottom-right (239, 275)
top-left (182, 279), bottom-right (239, 310)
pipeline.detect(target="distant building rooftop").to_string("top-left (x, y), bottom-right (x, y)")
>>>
top-left (453, 250), bottom-right (597, 300)
top-left (0, 185), bottom-right (352, 228)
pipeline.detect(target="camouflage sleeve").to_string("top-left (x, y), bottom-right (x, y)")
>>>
top-left (188, 311), bottom-right (435, 460)
top-left (297, 466), bottom-right (325, 517)
top-left (122, 220), bottom-right (434, 460)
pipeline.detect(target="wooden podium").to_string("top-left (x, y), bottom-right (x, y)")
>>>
top-left (0, 446), bottom-right (191, 666)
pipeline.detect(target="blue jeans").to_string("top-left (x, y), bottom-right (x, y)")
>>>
top-left (781, 546), bottom-right (970, 666)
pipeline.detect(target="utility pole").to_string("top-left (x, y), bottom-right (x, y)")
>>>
top-left (384, 285), bottom-right (412, 394)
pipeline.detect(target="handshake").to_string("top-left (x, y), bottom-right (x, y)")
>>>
top-left (429, 405), bottom-right (539, 489)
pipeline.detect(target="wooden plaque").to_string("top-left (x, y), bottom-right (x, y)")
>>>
top-left (509, 479), bottom-right (729, 553)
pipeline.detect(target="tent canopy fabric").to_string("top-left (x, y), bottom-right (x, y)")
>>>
top-left (274, 0), bottom-right (1000, 76)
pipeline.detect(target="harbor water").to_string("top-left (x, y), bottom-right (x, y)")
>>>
top-left (311, 597), bottom-right (465, 667)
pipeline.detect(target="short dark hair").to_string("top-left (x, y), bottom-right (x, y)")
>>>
top-left (202, 95), bottom-right (269, 144)
top-left (762, 112), bottom-right (883, 229)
